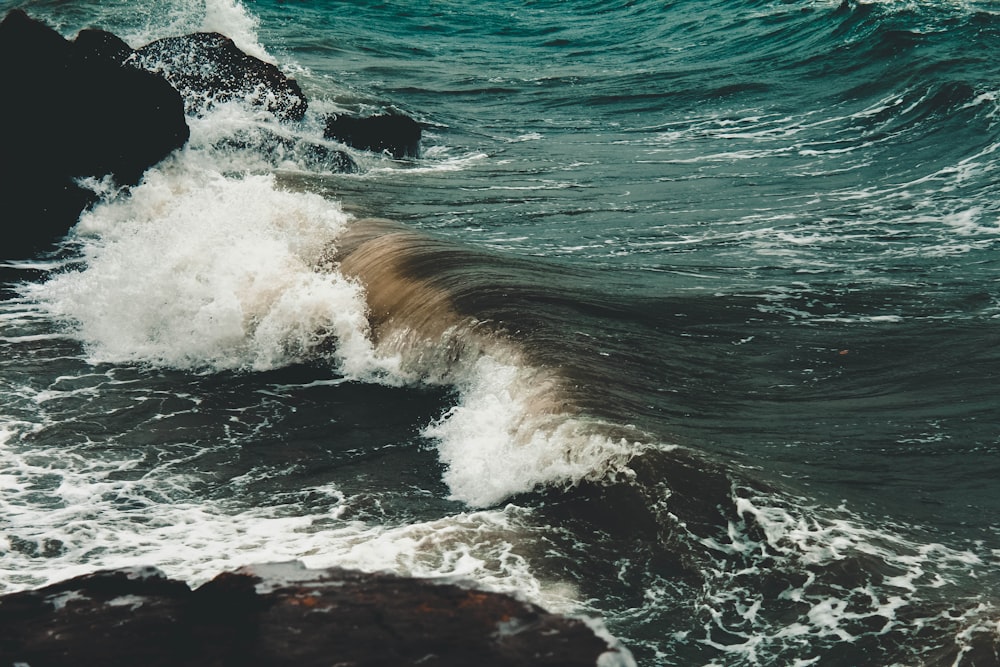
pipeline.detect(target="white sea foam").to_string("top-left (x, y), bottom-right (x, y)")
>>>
top-left (24, 163), bottom-right (383, 376)
top-left (0, 420), bottom-right (572, 611)
top-left (0, 336), bottom-right (587, 611)
top-left (362, 151), bottom-right (490, 175)
top-left (120, 0), bottom-right (271, 62)
top-left (423, 351), bottom-right (638, 507)
top-left (6, 372), bottom-right (556, 598)
top-left (200, 0), bottom-right (269, 61)
top-left (0, 52), bottom-right (634, 557)
top-left (681, 488), bottom-right (998, 664)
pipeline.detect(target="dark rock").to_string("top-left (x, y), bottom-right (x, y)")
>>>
top-left (0, 562), bottom-right (634, 667)
top-left (324, 111), bottom-right (423, 158)
top-left (134, 32), bottom-right (308, 122)
top-left (0, 9), bottom-right (189, 259)
top-left (216, 127), bottom-right (357, 173)
top-left (295, 140), bottom-right (358, 173)
top-left (73, 28), bottom-right (135, 64)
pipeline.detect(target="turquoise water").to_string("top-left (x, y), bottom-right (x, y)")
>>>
top-left (2, 1), bottom-right (1000, 664)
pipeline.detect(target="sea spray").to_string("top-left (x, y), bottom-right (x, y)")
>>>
top-left (0, 410), bottom-right (570, 610)
top-left (26, 164), bottom-right (379, 374)
top-left (425, 351), bottom-right (639, 507)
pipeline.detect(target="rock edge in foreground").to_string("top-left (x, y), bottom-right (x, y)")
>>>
top-left (0, 561), bottom-right (634, 667)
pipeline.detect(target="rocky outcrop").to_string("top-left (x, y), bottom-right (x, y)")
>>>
top-left (0, 9), bottom-right (423, 261)
top-left (324, 111), bottom-right (423, 158)
top-left (73, 27), bottom-right (134, 64)
top-left (133, 32), bottom-right (308, 122)
top-left (0, 562), bottom-right (633, 667)
top-left (0, 9), bottom-right (190, 259)
top-left (215, 128), bottom-right (357, 173)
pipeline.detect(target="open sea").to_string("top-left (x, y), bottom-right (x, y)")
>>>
top-left (2, 0), bottom-right (1000, 664)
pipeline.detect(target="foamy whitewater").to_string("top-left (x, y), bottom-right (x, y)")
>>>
top-left (3, 0), bottom-right (1000, 664)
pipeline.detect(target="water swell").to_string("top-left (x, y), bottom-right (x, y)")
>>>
top-left (18, 173), bottom-right (642, 510)
top-left (332, 219), bottom-right (645, 506)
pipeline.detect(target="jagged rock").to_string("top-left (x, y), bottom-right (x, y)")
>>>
top-left (324, 111), bottom-right (423, 158)
top-left (0, 9), bottom-right (189, 259)
top-left (73, 28), bottom-right (134, 64)
top-left (134, 32), bottom-right (308, 122)
top-left (0, 562), bottom-right (634, 667)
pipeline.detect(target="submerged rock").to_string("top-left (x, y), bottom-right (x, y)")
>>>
top-left (0, 562), bottom-right (633, 667)
top-left (214, 127), bottom-right (357, 173)
top-left (0, 9), bottom-right (189, 259)
top-left (134, 32), bottom-right (308, 122)
top-left (324, 111), bottom-right (423, 158)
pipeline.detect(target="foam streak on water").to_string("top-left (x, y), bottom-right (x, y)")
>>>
top-left (0, 417), bottom-right (567, 608)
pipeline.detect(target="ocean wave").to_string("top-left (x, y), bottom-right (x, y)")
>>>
top-left (5, 0), bottom-right (1000, 664)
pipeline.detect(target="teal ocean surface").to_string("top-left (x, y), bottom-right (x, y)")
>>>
top-left (2, 0), bottom-right (999, 664)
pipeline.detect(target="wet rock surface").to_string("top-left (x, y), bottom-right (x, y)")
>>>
top-left (324, 111), bottom-right (423, 159)
top-left (133, 32), bottom-right (308, 123)
top-left (0, 562), bottom-right (633, 667)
